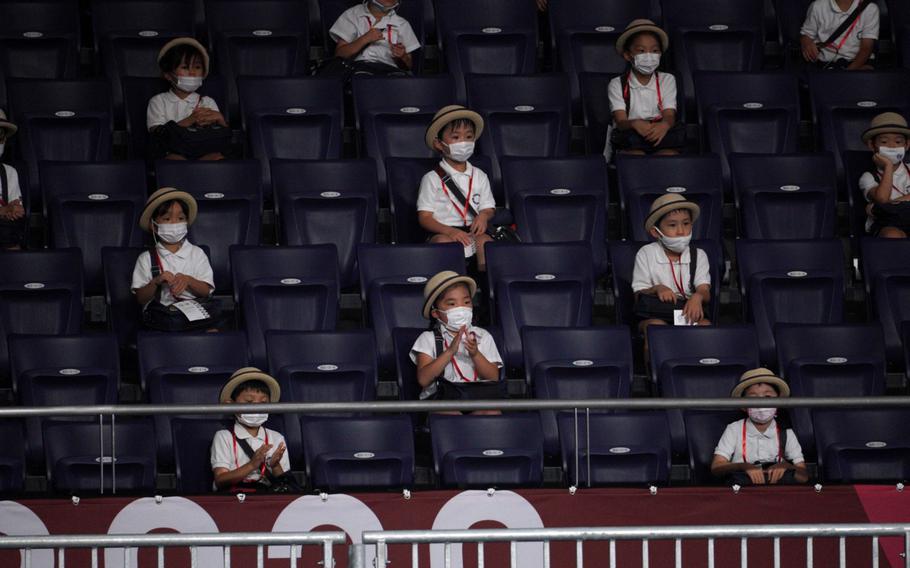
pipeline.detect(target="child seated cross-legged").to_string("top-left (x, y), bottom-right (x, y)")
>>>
top-left (711, 368), bottom-right (809, 486)
top-left (858, 112), bottom-right (910, 239)
top-left (410, 271), bottom-right (504, 413)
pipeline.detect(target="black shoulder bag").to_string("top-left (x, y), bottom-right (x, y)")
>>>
top-left (634, 244), bottom-right (701, 322)
top-left (0, 165), bottom-right (26, 247)
top-left (434, 166), bottom-right (520, 243)
top-left (141, 246), bottom-right (221, 331)
top-left (231, 436), bottom-right (302, 494)
top-left (419, 328), bottom-right (505, 401)
top-left (866, 168), bottom-right (910, 232)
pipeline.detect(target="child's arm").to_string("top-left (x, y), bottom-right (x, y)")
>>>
top-left (418, 211), bottom-right (474, 246)
top-left (766, 461), bottom-right (809, 484)
top-left (711, 454), bottom-right (766, 484)
top-left (390, 42), bottom-right (412, 69)
top-left (415, 329), bottom-right (463, 387)
top-left (644, 109), bottom-right (677, 146)
top-left (335, 27), bottom-right (384, 59)
top-left (134, 273), bottom-right (170, 305)
top-left (464, 332), bottom-right (500, 381)
top-left (213, 442), bottom-right (273, 490)
top-left (847, 38), bottom-right (875, 69)
top-left (869, 155), bottom-right (897, 204)
top-left (612, 109), bottom-right (655, 137)
top-left (469, 208), bottom-right (495, 236)
top-left (683, 283), bottom-right (711, 324)
top-left (169, 273), bottom-right (213, 299)
top-left (799, 34), bottom-right (820, 62)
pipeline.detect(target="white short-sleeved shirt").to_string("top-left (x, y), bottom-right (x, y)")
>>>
top-left (147, 90), bottom-right (220, 131)
top-left (608, 71), bottom-right (678, 122)
top-left (131, 240), bottom-right (214, 306)
top-left (800, 0), bottom-right (879, 63)
top-left (210, 422), bottom-right (291, 487)
top-left (859, 164), bottom-right (910, 232)
top-left (410, 325), bottom-right (503, 384)
top-left (329, 3), bottom-right (420, 68)
top-left (631, 242), bottom-right (710, 299)
top-left (417, 160), bottom-right (496, 227)
top-left (714, 418), bottom-right (805, 465)
top-left (0, 163), bottom-right (22, 205)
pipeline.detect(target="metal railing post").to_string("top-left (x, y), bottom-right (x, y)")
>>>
top-left (348, 543), bottom-right (366, 568)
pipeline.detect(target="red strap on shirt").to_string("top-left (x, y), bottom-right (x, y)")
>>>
top-left (442, 333), bottom-right (477, 382)
top-left (666, 253), bottom-right (686, 297)
top-left (824, 13), bottom-right (862, 53)
top-left (742, 419), bottom-right (783, 464)
top-left (437, 170), bottom-right (475, 227)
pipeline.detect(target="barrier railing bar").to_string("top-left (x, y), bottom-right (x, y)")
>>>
top-left (542, 540), bottom-right (549, 568)
top-left (904, 531), bottom-right (909, 568)
top-left (25, 548), bottom-right (30, 568)
top-left (609, 539), bottom-right (616, 568)
top-left (223, 544), bottom-right (231, 568)
top-left (98, 414), bottom-right (104, 495)
top-left (157, 546), bottom-right (164, 568)
top-left (675, 538), bottom-right (682, 568)
top-left (111, 413), bottom-right (117, 495)
top-left (0, 532), bottom-right (347, 549)
top-left (585, 408), bottom-right (591, 489)
top-left (413, 542), bottom-right (419, 568)
top-left (91, 547), bottom-right (98, 568)
top-left (321, 541), bottom-right (331, 568)
top-left (573, 408), bottom-right (579, 489)
top-left (444, 541), bottom-right (451, 568)
top-left (708, 537), bottom-right (715, 568)
top-left (376, 541), bottom-right (387, 566)
top-left (773, 536), bottom-right (780, 568)
top-left (191, 545), bottom-right (198, 568)
top-left (256, 544), bottom-right (263, 568)
top-left (477, 541), bottom-right (484, 568)
top-left (642, 539), bottom-right (649, 568)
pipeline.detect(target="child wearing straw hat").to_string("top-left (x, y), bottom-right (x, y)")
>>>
top-left (147, 37), bottom-right (228, 160)
top-left (857, 112), bottom-right (910, 238)
top-left (711, 369), bottom-right (808, 485)
top-left (417, 105), bottom-right (496, 271)
top-left (410, 271), bottom-right (503, 410)
top-left (608, 19), bottom-right (683, 156)
top-left (211, 368), bottom-right (290, 492)
top-left (0, 109), bottom-right (25, 249)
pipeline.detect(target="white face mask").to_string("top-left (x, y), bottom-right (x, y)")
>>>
top-left (371, 0), bottom-right (399, 12)
top-left (155, 221), bottom-right (188, 244)
top-left (439, 306), bottom-right (473, 332)
top-left (237, 413), bottom-right (268, 427)
top-left (632, 52), bottom-right (661, 75)
top-left (747, 407), bottom-right (776, 424)
top-left (655, 228), bottom-right (691, 254)
top-left (444, 141), bottom-right (475, 162)
top-left (878, 146), bottom-right (906, 165)
top-left (175, 76), bottom-right (203, 93)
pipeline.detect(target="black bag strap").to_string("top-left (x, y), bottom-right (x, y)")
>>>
top-left (817, 0), bottom-right (872, 49)
top-left (148, 246), bottom-right (164, 301)
top-left (434, 165), bottom-right (480, 220)
top-left (431, 327), bottom-right (448, 385)
top-left (0, 164), bottom-right (8, 205)
top-left (778, 421), bottom-right (788, 463)
top-left (688, 243), bottom-right (698, 294)
top-left (235, 435), bottom-right (257, 461)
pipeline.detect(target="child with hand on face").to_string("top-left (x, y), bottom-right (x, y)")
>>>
top-left (858, 112), bottom-right (910, 239)
top-left (711, 369), bottom-right (809, 486)
top-left (330, 0), bottom-right (421, 72)
top-left (417, 106), bottom-right (496, 271)
top-left (0, 109), bottom-right (25, 249)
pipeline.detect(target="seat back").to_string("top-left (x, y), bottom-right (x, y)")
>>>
top-left (814, 408), bottom-right (910, 482)
top-left (173, 417), bottom-right (231, 493)
top-left (0, 419), bottom-right (26, 493)
top-left (684, 410), bottom-right (742, 484)
top-left (230, 244), bottom-right (339, 305)
top-left (101, 247), bottom-right (144, 349)
top-left (861, 238), bottom-right (910, 366)
top-left (392, 327), bottom-right (426, 402)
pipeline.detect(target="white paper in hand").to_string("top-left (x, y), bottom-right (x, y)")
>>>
top-left (673, 309), bottom-right (695, 326)
top-left (172, 300), bottom-right (210, 322)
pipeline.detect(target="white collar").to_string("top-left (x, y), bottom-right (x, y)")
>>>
top-left (233, 422), bottom-right (265, 441)
top-left (357, 2), bottom-right (396, 24)
top-left (438, 159), bottom-right (474, 177)
top-left (628, 71), bottom-right (657, 89)
top-left (164, 89), bottom-right (200, 105)
top-left (828, 0), bottom-right (858, 14)
top-left (744, 418), bottom-right (778, 439)
top-left (156, 239), bottom-right (192, 259)
top-left (653, 245), bottom-right (692, 264)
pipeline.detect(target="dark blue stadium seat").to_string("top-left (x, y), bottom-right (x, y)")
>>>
top-left (485, 242), bottom-right (595, 370)
top-left (729, 153), bottom-right (837, 239)
top-left (648, 325), bottom-right (759, 455)
top-left (358, 243), bottom-right (464, 372)
top-left (615, 154), bottom-right (723, 241)
top-left (229, 243), bottom-right (340, 305)
top-left (684, 409), bottom-right (742, 484)
top-left (501, 156), bottom-right (608, 275)
top-left (843, 150), bottom-right (875, 240)
top-left (860, 238), bottom-right (910, 368)
top-left (558, 411), bottom-right (671, 486)
top-left (91, 0), bottom-right (195, 52)
top-left (0, 249), bottom-right (83, 389)
top-left (173, 417), bottom-right (231, 493)
top-left (392, 327), bottom-right (426, 402)
top-left (204, 0), bottom-right (309, 52)
top-left (302, 415), bottom-right (414, 490)
top-left (101, 247), bottom-right (144, 350)
top-left (0, 420), bottom-right (26, 493)
top-left (41, 161), bottom-right (146, 295)
top-left (736, 239), bottom-right (845, 365)
top-left (0, 37), bottom-right (76, 80)
top-left (430, 413), bottom-right (544, 487)
top-left (608, 239), bottom-right (724, 327)
top-left (523, 326), bottom-right (633, 457)
top-left (271, 159), bottom-right (377, 290)
top-left (155, 160), bottom-right (263, 295)
top-left (814, 408), bottom-right (910, 483)
top-left (904, 322), bottom-right (910, 384)
top-left (772, 0), bottom-right (813, 57)
top-left (578, 72), bottom-right (616, 154)
top-left (0, 1), bottom-right (80, 44)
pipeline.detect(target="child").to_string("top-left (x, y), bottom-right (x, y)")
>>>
top-left (858, 112), bottom-right (910, 238)
top-left (0, 109), bottom-right (25, 249)
top-left (417, 105), bottom-right (496, 271)
top-left (711, 368), bottom-right (808, 485)
top-left (329, 0), bottom-right (421, 73)
top-left (800, 0), bottom-right (879, 70)
top-left (608, 19), bottom-right (683, 156)
top-left (131, 187), bottom-right (216, 330)
top-left (211, 368), bottom-right (290, 492)
top-left (410, 271), bottom-right (503, 412)
top-left (147, 37), bottom-right (228, 160)
top-left (632, 194), bottom-right (711, 339)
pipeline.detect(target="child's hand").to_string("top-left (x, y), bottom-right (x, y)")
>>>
top-left (632, 121), bottom-right (653, 138)
top-left (682, 294), bottom-right (703, 324)
top-left (250, 443), bottom-right (273, 469)
top-left (391, 42), bottom-right (407, 60)
top-left (469, 215), bottom-right (488, 236)
top-left (654, 285), bottom-right (677, 303)
top-left (267, 442), bottom-right (286, 469)
top-left (647, 121), bottom-right (670, 146)
top-left (765, 463), bottom-right (789, 484)
top-left (169, 273), bottom-right (191, 296)
top-left (745, 465), bottom-right (766, 485)
top-left (872, 152), bottom-right (894, 171)
top-left (156, 271), bottom-right (176, 286)
top-left (362, 27), bottom-right (384, 44)
top-left (464, 329), bottom-right (479, 357)
top-left (800, 36), bottom-right (819, 62)
top-left (445, 327), bottom-right (464, 355)
top-left (447, 228), bottom-right (474, 247)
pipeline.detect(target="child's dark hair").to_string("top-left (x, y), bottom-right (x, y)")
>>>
top-left (437, 118), bottom-right (476, 141)
top-left (623, 30), bottom-right (663, 53)
top-left (153, 198), bottom-right (189, 220)
top-left (231, 379), bottom-right (271, 401)
top-left (656, 207), bottom-right (693, 227)
top-left (159, 43), bottom-right (205, 74)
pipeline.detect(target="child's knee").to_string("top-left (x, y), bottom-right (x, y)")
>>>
top-left (697, 318), bottom-right (712, 326)
top-left (880, 226), bottom-right (907, 239)
top-left (430, 234), bottom-right (455, 243)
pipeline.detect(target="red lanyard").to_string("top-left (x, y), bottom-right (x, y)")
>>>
top-left (232, 429), bottom-right (270, 478)
top-left (364, 15), bottom-right (395, 42)
top-left (623, 71), bottom-right (663, 117)
top-left (824, 11), bottom-right (862, 53)
top-left (442, 333), bottom-right (477, 382)
top-left (741, 420), bottom-right (783, 464)
top-left (437, 171), bottom-right (475, 226)
top-left (666, 253), bottom-right (686, 297)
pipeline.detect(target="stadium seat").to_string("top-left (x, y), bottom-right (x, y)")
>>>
top-left (0, 249), bottom-right (84, 389)
top-left (302, 415), bottom-right (415, 490)
top-left (41, 161), bottom-right (147, 295)
top-left (430, 413), bottom-right (544, 488)
top-left (558, 411), bottom-right (671, 486)
top-left (607, 239), bottom-right (724, 327)
top-left (615, 154), bottom-right (723, 242)
top-left (842, 150), bottom-right (875, 240)
top-left (814, 408), bottom-right (910, 483)
top-left (44, 417), bottom-right (156, 493)
top-left (392, 327), bottom-right (427, 402)
top-left (0, 37), bottom-right (76, 81)
top-left (729, 153), bottom-right (837, 239)
top-left (500, 156), bottom-right (608, 275)
top-left (0, 419), bottom-right (26, 493)
top-left (229, 243), bottom-right (340, 304)
top-left (271, 159), bottom-right (377, 290)
top-left (101, 247), bottom-right (144, 350)
top-left (155, 160), bottom-right (263, 295)
top-left (648, 325), bottom-right (760, 455)
top-left (267, 329), bottom-right (377, 467)
top-left (736, 239), bottom-right (845, 365)
top-left (173, 417), bottom-right (231, 493)
top-left (485, 242), bottom-right (595, 370)
top-left (0, 1), bottom-right (81, 44)
top-left (91, 0), bottom-right (195, 52)
top-left (578, 72), bottom-right (616, 155)
top-left (860, 238), bottom-right (910, 368)
top-left (772, 0), bottom-right (813, 60)
top-left (684, 409), bottom-right (742, 484)
top-left (358, 243), bottom-right (465, 373)
top-left (522, 326), bottom-right (633, 457)
top-left (204, 0), bottom-right (309, 53)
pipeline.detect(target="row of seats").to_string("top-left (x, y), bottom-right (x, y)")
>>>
top-left (3, 406), bottom-right (908, 494)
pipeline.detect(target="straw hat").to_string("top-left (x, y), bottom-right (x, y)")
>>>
top-left (424, 105), bottom-right (484, 150)
top-left (157, 37), bottom-right (210, 77)
top-left (0, 108), bottom-right (17, 137)
top-left (644, 194), bottom-right (700, 233)
top-left (861, 112), bottom-right (910, 143)
top-left (615, 19), bottom-right (669, 56)
top-left (422, 270), bottom-right (477, 319)
top-left (139, 187), bottom-right (198, 232)
top-left (731, 368), bottom-right (790, 399)
top-left (220, 367), bottom-right (281, 403)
